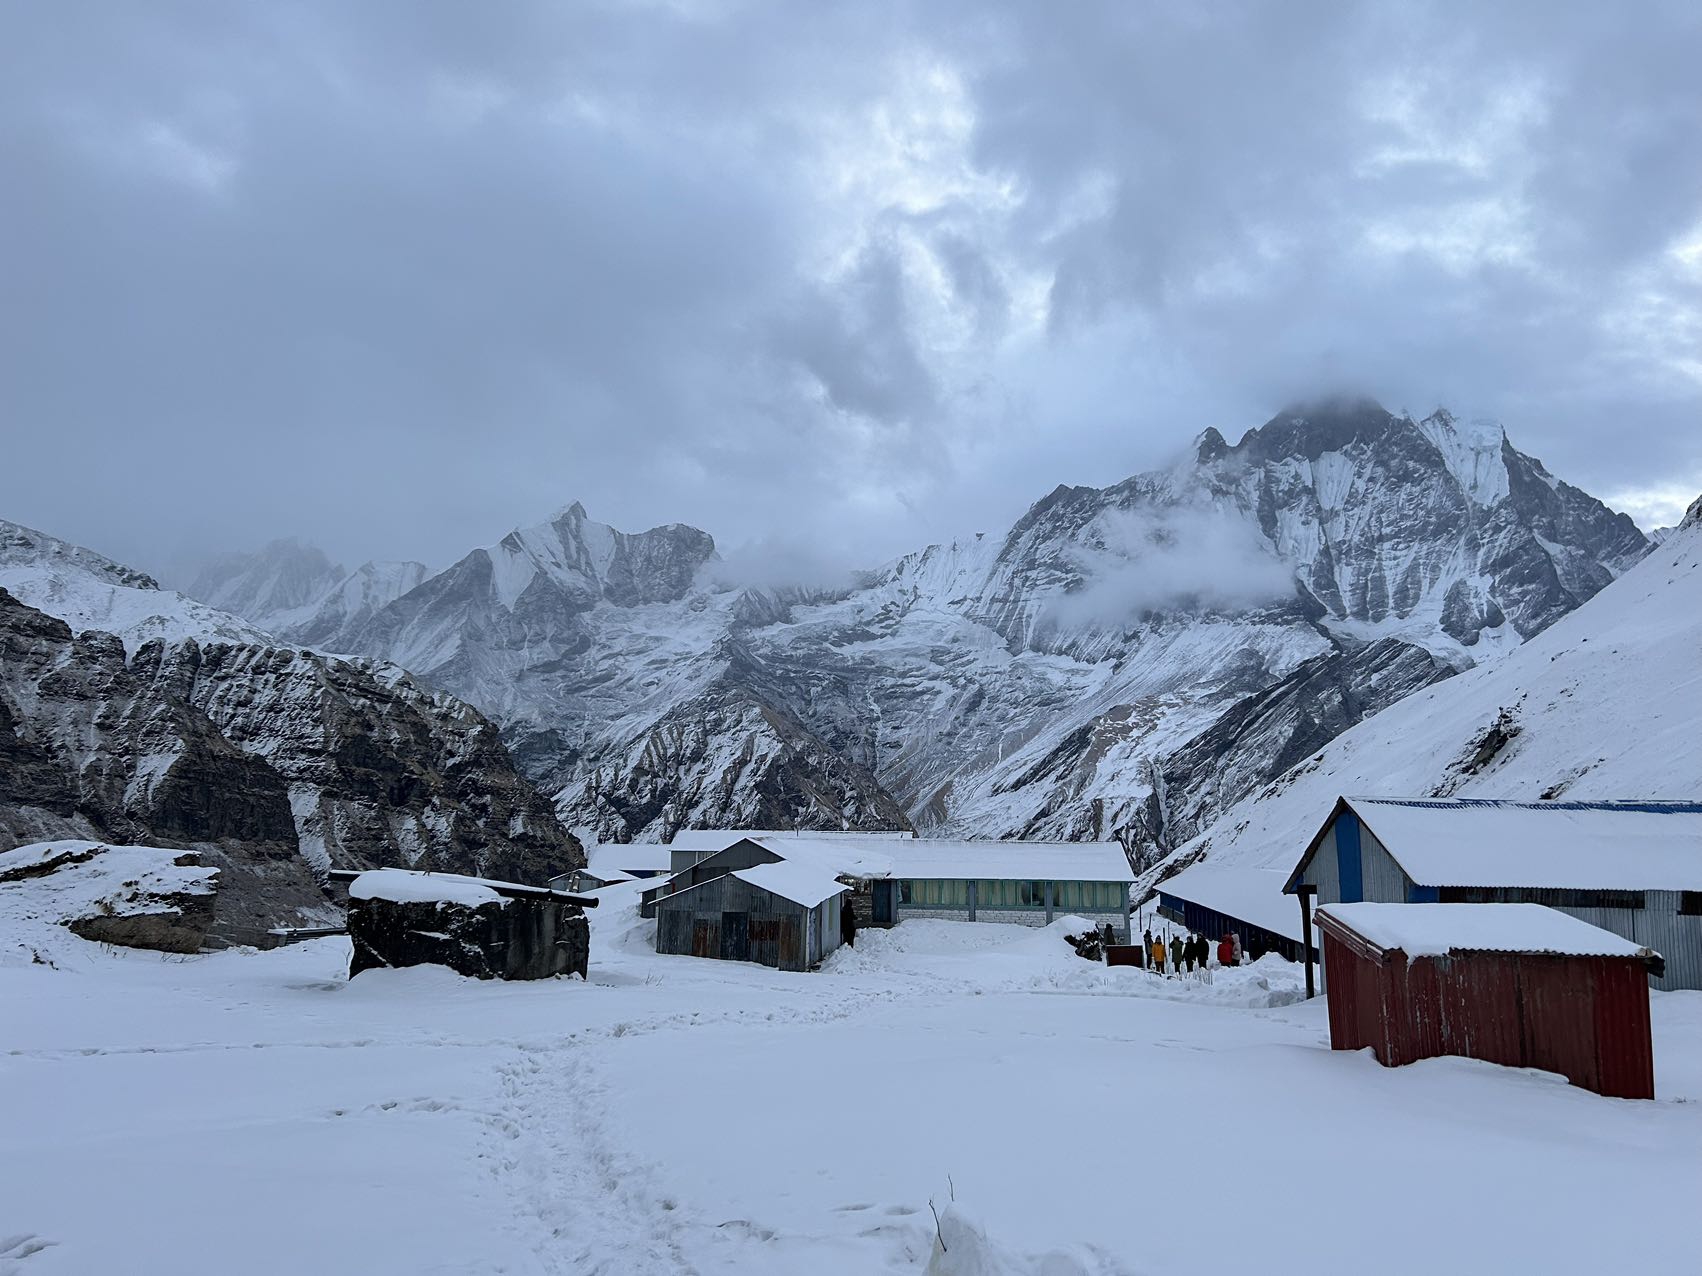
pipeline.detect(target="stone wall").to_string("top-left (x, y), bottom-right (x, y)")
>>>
top-left (348, 893), bottom-right (588, 980)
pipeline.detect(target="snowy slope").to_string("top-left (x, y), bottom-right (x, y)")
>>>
top-left (1164, 492), bottom-right (1702, 882)
top-left (1, 519), bottom-right (276, 651)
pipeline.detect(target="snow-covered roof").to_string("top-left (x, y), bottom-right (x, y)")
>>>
top-left (741, 836), bottom-right (1134, 884)
top-left (585, 844), bottom-right (678, 875)
top-left (745, 836), bottom-right (902, 881)
top-left (730, 862), bottom-right (849, 909)
top-left (659, 829), bottom-right (915, 852)
top-left (1158, 864), bottom-right (1309, 942)
top-left (883, 839), bottom-right (1135, 884)
top-left (1340, 797), bottom-right (1702, 891)
top-left (347, 869), bottom-right (508, 908)
top-left (1317, 902), bottom-right (1655, 961)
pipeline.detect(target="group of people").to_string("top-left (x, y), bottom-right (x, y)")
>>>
top-left (1137, 926), bottom-right (1243, 976)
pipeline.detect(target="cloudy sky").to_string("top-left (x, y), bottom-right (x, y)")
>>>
top-left (4, 1), bottom-right (1700, 582)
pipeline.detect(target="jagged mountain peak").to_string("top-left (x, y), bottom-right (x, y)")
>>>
top-left (486, 502), bottom-right (717, 612)
top-left (1193, 426), bottom-right (1231, 462)
top-left (168, 402), bottom-right (1656, 849)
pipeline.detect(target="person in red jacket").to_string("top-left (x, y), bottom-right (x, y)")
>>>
top-left (1218, 933), bottom-right (1236, 967)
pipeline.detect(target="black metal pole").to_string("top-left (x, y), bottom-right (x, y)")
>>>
top-left (1299, 886), bottom-right (1317, 999)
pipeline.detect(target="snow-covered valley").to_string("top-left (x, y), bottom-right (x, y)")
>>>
top-left (4, 880), bottom-right (1700, 1276)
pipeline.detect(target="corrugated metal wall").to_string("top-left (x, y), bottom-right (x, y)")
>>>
top-left (1307, 824), bottom-right (1342, 899)
top-left (1322, 934), bottom-right (1655, 1099)
top-left (1299, 810), bottom-right (1702, 990)
top-left (1545, 893), bottom-right (1702, 992)
top-left (1304, 817), bottom-right (1414, 904)
top-left (653, 874), bottom-right (834, 973)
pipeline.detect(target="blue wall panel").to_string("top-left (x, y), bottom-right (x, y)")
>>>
top-left (1335, 811), bottom-right (1364, 903)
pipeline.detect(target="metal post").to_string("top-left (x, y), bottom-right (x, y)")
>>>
top-left (1299, 886), bottom-right (1317, 999)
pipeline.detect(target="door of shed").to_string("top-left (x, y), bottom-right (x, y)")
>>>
top-left (721, 912), bottom-right (749, 962)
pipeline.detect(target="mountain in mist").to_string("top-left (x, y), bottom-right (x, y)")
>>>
top-left (185, 399), bottom-right (1648, 853)
top-left (190, 540), bottom-right (429, 653)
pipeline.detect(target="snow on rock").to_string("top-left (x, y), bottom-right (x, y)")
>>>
top-left (0, 519), bottom-right (275, 652)
top-left (347, 868), bottom-right (508, 908)
top-left (0, 841), bottom-right (218, 960)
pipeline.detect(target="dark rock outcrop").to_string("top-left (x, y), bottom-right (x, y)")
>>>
top-left (0, 585), bottom-right (583, 939)
top-left (348, 887), bottom-right (588, 980)
top-left (1118, 637), bottom-right (1458, 860)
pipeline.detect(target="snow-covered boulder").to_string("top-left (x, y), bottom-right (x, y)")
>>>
top-left (346, 869), bottom-right (588, 981)
top-left (0, 841), bottom-right (218, 956)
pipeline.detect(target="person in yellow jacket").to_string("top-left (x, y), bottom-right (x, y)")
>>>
top-left (1149, 935), bottom-right (1167, 973)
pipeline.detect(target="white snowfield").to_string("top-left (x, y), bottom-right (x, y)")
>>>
top-left (3, 879), bottom-right (1700, 1276)
top-left (1319, 902), bottom-right (1655, 960)
top-left (0, 519), bottom-right (278, 653)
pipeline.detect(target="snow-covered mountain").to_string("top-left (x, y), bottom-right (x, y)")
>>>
top-left (2, 521), bottom-right (276, 650)
top-left (0, 519), bottom-right (582, 937)
top-left (187, 399), bottom-right (1650, 849)
top-left (1156, 489), bottom-right (1702, 886)
top-left (187, 539), bottom-right (428, 652)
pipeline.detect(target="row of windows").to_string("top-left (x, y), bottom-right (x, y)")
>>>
top-left (897, 879), bottom-right (1127, 911)
top-left (1437, 886), bottom-right (1647, 910)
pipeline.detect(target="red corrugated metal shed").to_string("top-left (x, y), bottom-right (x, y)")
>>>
top-left (1317, 905), bottom-right (1657, 1100)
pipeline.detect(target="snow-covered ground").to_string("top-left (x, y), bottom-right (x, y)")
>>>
top-left (3, 881), bottom-right (1699, 1275)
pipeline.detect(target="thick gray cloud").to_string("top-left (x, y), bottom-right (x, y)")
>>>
top-left (3, 1), bottom-right (1700, 583)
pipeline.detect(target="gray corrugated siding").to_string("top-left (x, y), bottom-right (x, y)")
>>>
top-left (1306, 825), bottom-right (1342, 900)
top-left (652, 871), bottom-right (841, 972)
top-left (1297, 819), bottom-right (1414, 906)
top-left (1295, 810), bottom-right (1702, 991)
top-left (1547, 894), bottom-right (1702, 992)
top-left (1360, 825), bottom-right (1414, 903)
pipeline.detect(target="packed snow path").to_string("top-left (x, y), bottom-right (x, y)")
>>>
top-left (3, 885), bottom-right (1700, 1275)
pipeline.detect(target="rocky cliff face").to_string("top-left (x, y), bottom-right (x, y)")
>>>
top-left (186, 401), bottom-right (1649, 850)
top-left (0, 527), bottom-right (584, 938)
